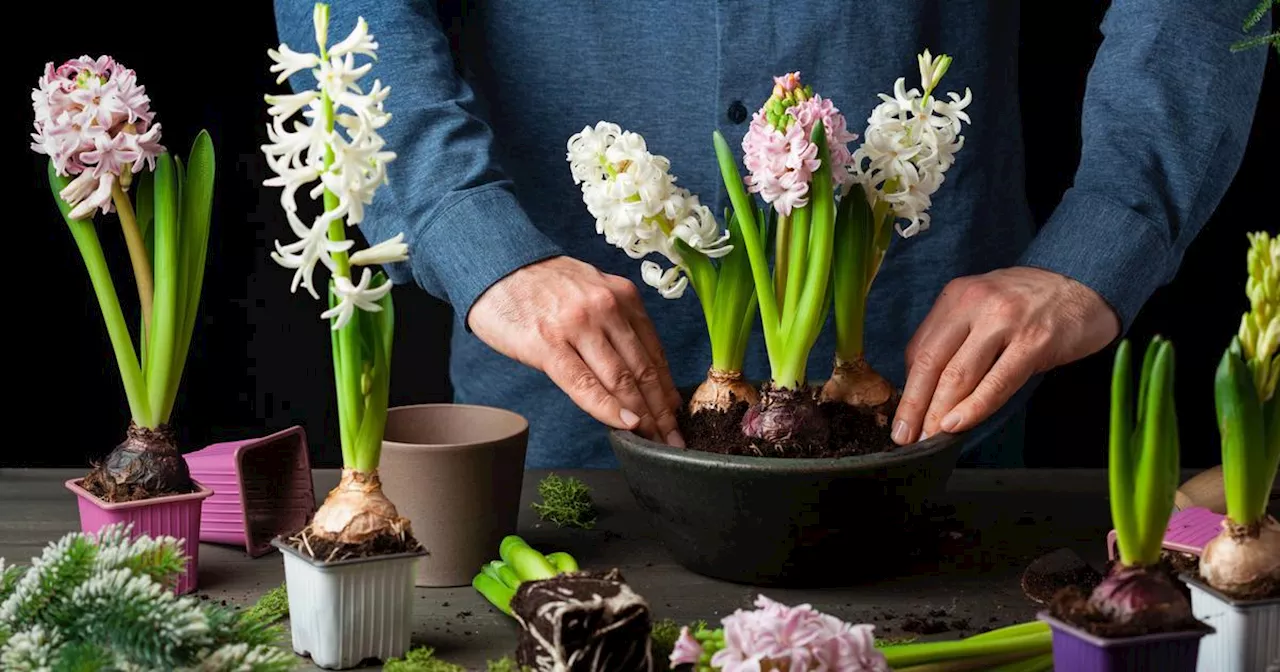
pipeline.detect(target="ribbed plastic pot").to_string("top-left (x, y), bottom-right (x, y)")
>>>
top-left (608, 427), bottom-right (962, 585)
top-left (1182, 574), bottom-right (1280, 672)
top-left (183, 426), bottom-right (315, 557)
top-left (273, 538), bottom-right (425, 670)
top-left (1038, 612), bottom-right (1212, 672)
top-left (65, 478), bottom-right (213, 595)
top-left (1106, 507), bottom-right (1224, 561)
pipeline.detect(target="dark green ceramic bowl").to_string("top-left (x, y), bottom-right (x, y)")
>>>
top-left (608, 428), bottom-right (963, 586)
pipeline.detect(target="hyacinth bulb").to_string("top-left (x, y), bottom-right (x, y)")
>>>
top-left (1087, 565), bottom-right (1192, 627)
top-left (689, 368), bottom-right (760, 415)
top-left (820, 357), bottom-right (895, 426)
top-left (741, 384), bottom-right (829, 450)
top-left (1199, 517), bottom-right (1280, 600)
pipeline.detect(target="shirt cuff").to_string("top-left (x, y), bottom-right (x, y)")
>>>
top-left (1018, 189), bottom-right (1177, 332)
top-left (409, 185), bottom-right (563, 327)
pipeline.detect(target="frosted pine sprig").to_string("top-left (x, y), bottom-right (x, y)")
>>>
top-left (567, 121), bottom-right (731, 299)
top-left (0, 524), bottom-right (294, 672)
top-left (850, 50), bottom-right (972, 238)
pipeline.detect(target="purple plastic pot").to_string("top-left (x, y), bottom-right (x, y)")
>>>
top-left (183, 426), bottom-right (314, 557)
top-left (65, 478), bottom-right (213, 595)
top-left (1107, 507), bottom-right (1225, 561)
top-left (1038, 612), bottom-right (1212, 672)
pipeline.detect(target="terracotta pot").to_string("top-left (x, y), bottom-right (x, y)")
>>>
top-left (183, 426), bottom-right (315, 557)
top-left (379, 404), bottom-right (528, 587)
top-left (608, 426), bottom-right (962, 586)
top-left (66, 478), bottom-right (213, 594)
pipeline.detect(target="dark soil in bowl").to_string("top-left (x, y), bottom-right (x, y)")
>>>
top-left (679, 398), bottom-right (894, 458)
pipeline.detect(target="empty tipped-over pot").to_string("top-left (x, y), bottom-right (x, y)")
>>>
top-left (183, 426), bottom-right (315, 557)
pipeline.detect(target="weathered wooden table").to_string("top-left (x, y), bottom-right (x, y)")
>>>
top-left (1, 468), bottom-right (1123, 670)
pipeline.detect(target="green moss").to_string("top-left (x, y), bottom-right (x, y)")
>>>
top-left (650, 618), bottom-right (709, 660)
top-left (486, 655), bottom-right (531, 671)
top-left (383, 646), bottom-right (466, 672)
top-left (531, 474), bottom-right (597, 529)
top-left (240, 583), bottom-right (289, 626)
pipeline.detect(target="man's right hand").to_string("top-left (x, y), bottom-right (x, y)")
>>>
top-left (468, 256), bottom-right (685, 447)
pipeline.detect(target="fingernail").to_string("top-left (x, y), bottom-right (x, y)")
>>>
top-left (666, 430), bottom-right (686, 448)
top-left (620, 408), bottom-right (640, 428)
top-left (920, 431), bottom-right (931, 441)
top-left (891, 420), bottom-right (910, 444)
top-left (941, 412), bottom-right (962, 432)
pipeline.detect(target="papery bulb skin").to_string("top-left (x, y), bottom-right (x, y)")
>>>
top-left (87, 423), bottom-right (193, 501)
top-left (689, 368), bottom-right (759, 415)
top-left (741, 383), bottom-right (829, 450)
top-left (309, 468), bottom-right (412, 545)
top-left (1088, 564), bottom-right (1193, 627)
top-left (1200, 516), bottom-right (1280, 600)
top-left (820, 357), bottom-right (895, 426)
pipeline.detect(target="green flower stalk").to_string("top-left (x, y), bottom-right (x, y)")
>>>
top-left (34, 54), bottom-right (215, 499)
top-left (823, 51), bottom-right (972, 424)
top-left (714, 72), bottom-right (855, 447)
top-left (566, 122), bottom-right (760, 415)
top-left (1083, 337), bottom-right (1193, 627)
top-left (1200, 231), bottom-right (1280, 600)
top-left (263, 4), bottom-right (413, 548)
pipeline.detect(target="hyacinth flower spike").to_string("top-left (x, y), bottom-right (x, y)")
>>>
top-left (1199, 231), bottom-right (1280, 599)
top-left (715, 73), bottom-right (856, 449)
top-left (567, 123), bottom-right (759, 415)
top-left (824, 51), bottom-right (972, 425)
top-left (33, 56), bottom-right (215, 497)
top-left (261, 3), bottom-right (413, 547)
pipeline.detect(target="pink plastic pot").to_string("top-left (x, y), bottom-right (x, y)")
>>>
top-left (65, 478), bottom-right (213, 594)
top-left (183, 426), bottom-right (314, 557)
top-left (1107, 507), bottom-right (1225, 561)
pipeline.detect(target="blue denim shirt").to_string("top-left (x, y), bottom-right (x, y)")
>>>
top-left (274, 1), bottom-right (1267, 468)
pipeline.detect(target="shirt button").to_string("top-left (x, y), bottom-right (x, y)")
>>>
top-left (727, 100), bottom-right (748, 124)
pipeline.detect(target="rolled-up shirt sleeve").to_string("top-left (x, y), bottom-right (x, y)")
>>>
top-left (273, 0), bottom-right (563, 324)
top-left (1019, 0), bottom-right (1268, 330)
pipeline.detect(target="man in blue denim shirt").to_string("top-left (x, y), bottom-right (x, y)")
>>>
top-left (274, 1), bottom-right (1267, 468)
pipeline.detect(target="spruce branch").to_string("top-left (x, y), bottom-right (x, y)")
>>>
top-left (1232, 0), bottom-right (1279, 53)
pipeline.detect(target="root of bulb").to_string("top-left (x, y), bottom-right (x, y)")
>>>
top-left (1199, 516), bottom-right (1280, 600)
top-left (819, 357), bottom-right (895, 427)
top-left (689, 368), bottom-right (759, 415)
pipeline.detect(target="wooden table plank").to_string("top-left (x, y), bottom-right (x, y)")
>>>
top-left (0, 468), bottom-right (1123, 670)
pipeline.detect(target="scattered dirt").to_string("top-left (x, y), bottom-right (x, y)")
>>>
top-left (901, 616), bottom-right (951, 634)
top-left (1021, 548), bottom-right (1104, 605)
top-left (285, 527), bottom-right (423, 563)
top-left (678, 392), bottom-right (895, 458)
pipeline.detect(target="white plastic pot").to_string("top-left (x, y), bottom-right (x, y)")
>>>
top-left (1183, 574), bottom-right (1280, 672)
top-left (273, 538), bottom-right (425, 670)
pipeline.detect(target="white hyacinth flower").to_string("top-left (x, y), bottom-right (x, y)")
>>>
top-left (566, 121), bottom-right (731, 301)
top-left (321, 268), bottom-right (392, 331)
top-left (262, 7), bottom-right (403, 320)
top-left (850, 51), bottom-right (972, 238)
top-left (349, 233), bottom-right (409, 266)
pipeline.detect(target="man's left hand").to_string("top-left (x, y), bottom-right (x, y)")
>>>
top-left (891, 266), bottom-right (1121, 445)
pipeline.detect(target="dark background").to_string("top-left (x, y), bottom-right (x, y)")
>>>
top-left (6, 4), bottom-right (1274, 469)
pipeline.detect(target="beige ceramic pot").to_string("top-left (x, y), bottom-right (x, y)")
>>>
top-left (379, 404), bottom-right (528, 587)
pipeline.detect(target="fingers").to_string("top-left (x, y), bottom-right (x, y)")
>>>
top-left (938, 341), bottom-right (1039, 434)
top-left (543, 344), bottom-right (643, 432)
top-left (893, 319), bottom-right (969, 445)
top-left (573, 329), bottom-right (662, 439)
top-left (920, 331), bottom-right (1006, 439)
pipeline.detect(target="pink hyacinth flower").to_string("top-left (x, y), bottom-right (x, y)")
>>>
top-left (669, 627), bottom-right (705, 667)
top-left (30, 55), bottom-right (164, 219)
top-left (710, 595), bottom-right (889, 672)
top-left (741, 74), bottom-right (857, 217)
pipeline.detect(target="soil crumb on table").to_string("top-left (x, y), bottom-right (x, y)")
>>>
top-left (678, 398), bottom-right (894, 458)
